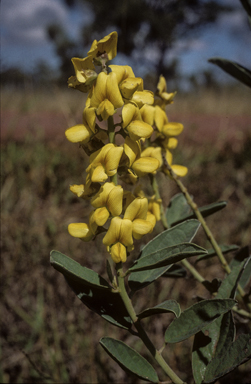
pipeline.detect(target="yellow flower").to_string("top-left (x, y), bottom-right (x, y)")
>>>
top-left (140, 104), bottom-right (155, 126)
top-left (103, 217), bottom-right (134, 263)
top-left (68, 56), bottom-right (97, 93)
top-left (89, 72), bottom-right (124, 120)
top-left (123, 137), bottom-right (159, 178)
top-left (119, 77), bottom-right (143, 100)
top-left (122, 102), bottom-right (142, 128)
top-left (86, 143), bottom-right (123, 183)
top-left (162, 122), bottom-right (184, 137)
top-left (154, 105), bottom-right (168, 132)
top-left (91, 182), bottom-right (123, 217)
top-left (141, 146), bottom-right (163, 170)
top-left (148, 196), bottom-right (162, 221)
top-left (69, 173), bottom-right (100, 200)
top-left (88, 31), bottom-right (118, 61)
top-left (164, 150), bottom-right (188, 178)
top-left (68, 211), bottom-right (98, 242)
top-left (109, 65), bottom-right (135, 84)
top-left (156, 75), bottom-right (176, 105)
top-left (131, 90), bottom-right (154, 108)
top-left (124, 197), bottom-right (153, 239)
top-left (126, 120), bottom-right (153, 141)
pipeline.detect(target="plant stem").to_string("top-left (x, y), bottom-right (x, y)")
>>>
top-left (164, 163), bottom-right (247, 300)
top-left (108, 115), bottom-right (115, 144)
top-left (151, 174), bottom-right (169, 229)
top-left (116, 264), bottom-right (186, 384)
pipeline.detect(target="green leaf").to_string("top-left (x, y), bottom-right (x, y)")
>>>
top-left (128, 220), bottom-right (200, 292)
top-left (203, 333), bottom-right (251, 383)
top-left (100, 337), bottom-right (159, 383)
top-left (229, 246), bottom-right (251, 289)
top-left (166, 194), bottom-right (227, 227)
top-left (139, 219), bottom-right (201, 258)
top-left (217, 254), bottom-right (251, 299)
top-left (128, 265), bottom-right (173, 292)
top-left (165, 193), bottom-right (191, 226)
top-left (50, 250), bottom-right (111, 289)
top-left (165, 299), bottom-right (236, 344)
top-left (192, 311), bottom-right (235, 384)
top-left (162, 264), bottom-right (187, 278)
top-left (129, 243), bottom-right (207, 272)
top-left (192, 253), bottom-right (250, 383)
top-left (138, 300), bottom-right (181, 320)
top-left (50, 251), bottom-right (132, 329)
top-left (208, 57), bottom-right (251, 88)
top-left (196, 244), bottom-right (239, 263)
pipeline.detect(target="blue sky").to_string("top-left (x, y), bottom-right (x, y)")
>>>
top-left (1, 0), bottom-right (251, 83)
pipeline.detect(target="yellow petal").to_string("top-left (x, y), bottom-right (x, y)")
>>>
top-left (132, 157), bottom-right (160, 177)
top-left (120, 77), bottom-right (143, 99)
top-left (71, 56), bottom-right (95, 82)
top-left (107, 185), bottom-right (123, 216)
top-left (90, 72), bottom-right (107, 107)
top-left (146, 211), bottom-right (157, 228)
top-left (93, 207), bottom-right (110, 226)
top-left (132, 219), bottom-right (153, 239)
top-left (65, 124), bottom-right (93, 143)
top-left (122, 102), bottom-right (142, 128)
top-left (89, 31), bottom-right (118, 60)
top-left (110, 242), bottom-right (127, 263)
top-left (96, 99), bottom-right (115, 120)
top-left (124, 197), bottom-right (148, 221)
top-left (141, 146), bottom-right (163, 167)
top-left (91, 164), bottom-right (108, 183)
top-left (157, 75), bottom-right (167, 94)
top-left (155, 105), bottom-right (168, 132)
top-left (127, 120), bottom-right (153, 141)
top-left (69, 184), bottom-right (85, 198)
top-left (131, 90), bottom-right (154, 108)
top-left (103, 217), bottom-right (133, 246)
top-left (171, 165), bottom-right (188, 177)
top-left (68, 223), bottom-right (93, 241)
top-left (123, 136), bottom-right (141, 167)
top-left (83, 107), bottom-right (96, 133)
top-left (91, 182), bottom-right (123, 217)
top-left (166, 138), bottom-right (178, 149)
top-left (109, 65), bottom-right (135, 84)
top-left (162, 122), bottom-right (184, 137)
top-left (106, 72), bottom-right (124, 108)
top-left (104, 146), bottom-right (123, 176)
top-left (140, 104), bottom-right (155, 126)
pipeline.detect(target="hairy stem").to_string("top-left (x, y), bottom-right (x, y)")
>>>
top-left (116, 263), bottom-right (186, 384)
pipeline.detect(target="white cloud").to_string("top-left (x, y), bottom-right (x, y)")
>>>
top-left (1, 0), bottom-right (68, 46)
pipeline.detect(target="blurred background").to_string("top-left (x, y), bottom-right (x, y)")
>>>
top-left (1, 0), bottom-right (251, 383)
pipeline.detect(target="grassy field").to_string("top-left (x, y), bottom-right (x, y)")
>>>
top-left (1, 84), bottom-right (251, 383)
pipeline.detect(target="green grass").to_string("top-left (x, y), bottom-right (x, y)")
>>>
top-left (1, 86), bottom-right (251, 383)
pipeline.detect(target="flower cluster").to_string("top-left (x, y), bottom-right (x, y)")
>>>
top-left (66, 31), bottom-right (187, 263)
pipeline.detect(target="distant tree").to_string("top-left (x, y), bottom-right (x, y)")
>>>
top-left (47, 24), bottom-right (79, 82)
top-left (49, 0), bottom-right (232, 83)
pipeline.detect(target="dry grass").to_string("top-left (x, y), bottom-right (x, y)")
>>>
top-left (1, 85), bottom-right (251, 383)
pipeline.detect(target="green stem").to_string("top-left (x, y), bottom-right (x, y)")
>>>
top-left (181, 259), bottom-right (205, 283)
top-left (164, 163), bottom-right (247, 300)
top-left (151, 174), bottom-right (169, 229)
top-left (116, 264), bottom-right (186, 384)
top-left (108, 115), bottom-right (115, 144)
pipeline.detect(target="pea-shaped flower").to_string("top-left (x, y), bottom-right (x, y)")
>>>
top-left (86, 143), bottom-right (124, 183)
top-left (91, 182), bottom-right (123, 220)
top-left (103, 217), bottom-right (134, 263)
top-left (124, 197), bottom-right (154, 239)
top-left (88, 31), bottom-right (118, 61)
top-left (89, 72), bottom-right (124, 120)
